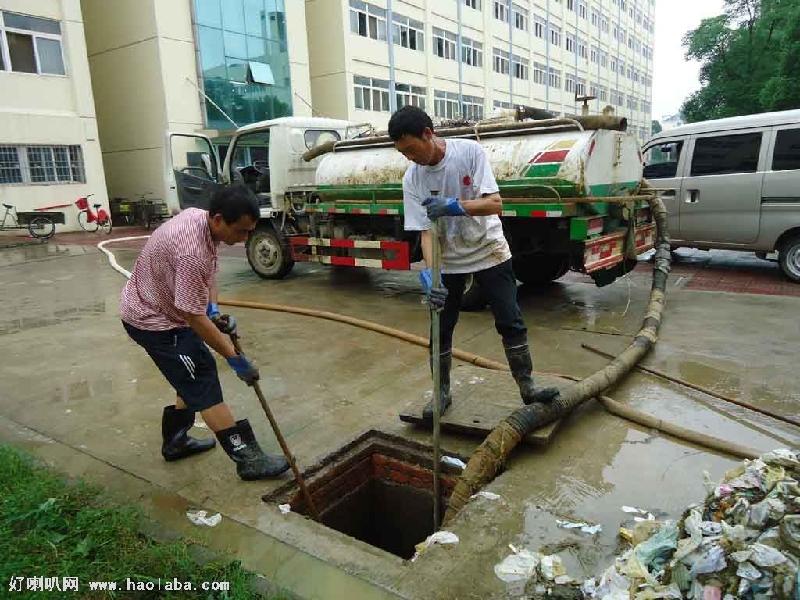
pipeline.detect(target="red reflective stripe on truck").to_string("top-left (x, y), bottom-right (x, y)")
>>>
top-left (532, 149), bottom-right (570, 164)
top-left (329, 238), bottom-right (355, 248)
top-left (380, 240), bottom-right (410, 270)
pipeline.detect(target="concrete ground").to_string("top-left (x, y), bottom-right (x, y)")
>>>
top-left (1, 229), bottom-right (798, 599)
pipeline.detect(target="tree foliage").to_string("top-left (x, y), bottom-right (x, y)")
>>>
top-left (681, 0), bottom-right (800, 122)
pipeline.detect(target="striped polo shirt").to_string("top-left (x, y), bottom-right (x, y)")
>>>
top-left (120, 208), bottom-right (219, 331)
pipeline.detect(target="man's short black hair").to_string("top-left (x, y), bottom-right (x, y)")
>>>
top-left (388, 106), bottom-right (434, 141)
top-left (209, 184), bottom-right (259, 224)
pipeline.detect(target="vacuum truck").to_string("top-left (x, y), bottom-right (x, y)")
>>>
top-left (166, 110), bottom-right (655, 308)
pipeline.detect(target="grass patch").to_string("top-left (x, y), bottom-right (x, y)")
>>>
top-left (0, 444), bottom-right (282, 599)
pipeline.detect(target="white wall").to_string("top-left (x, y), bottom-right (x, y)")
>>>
top-left (0, 0), bottom-right (109, 232)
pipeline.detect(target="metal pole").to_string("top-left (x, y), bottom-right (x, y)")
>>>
top-left (508, 0), bottom-right (513, 106)
top-left (545, 0), bottom-right (550, 111)
top-left (231, 335), bottom-right (320, 522)
top-left (429, 190), bottom-right (443, 530)
top-left (457, 0), bottom-right (464, 117)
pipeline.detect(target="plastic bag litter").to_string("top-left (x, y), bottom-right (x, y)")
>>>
top-left (622, 505), bottom-right (650, 514)
top-left (595, 565), bottom-right (631, 599)
top-left (411, 531), bottom-right (458, 561)
top-left (635, 521), bottom-right (678, 572)
top-left (540, 554), bottom-right (566, 581)
top-left (736, 561), bottom-right (762, 581)
top-left (278, 504), bottom-right (291, 515)
top-left (556, 519), bottom-right (603, 535)
top-left (687, 541), bottom-right (727, 576)
top-left (186, 510), bottom-right (222, 527)
top-left (470, 490), bottom-right (502, 501)
top-left (749, 542), bottom-right (787, 567)
top-left (441, 455), bottom-right (466, 470)
top-left (494, 548), bottom-right (540, 586)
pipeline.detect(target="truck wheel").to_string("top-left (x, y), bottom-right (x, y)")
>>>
top-left (460, 274), bottom-right (487, 311)
top-left (779, 234), bottom-right (800, 283)
top-left (513, 254), bottom-right (570, 285)
top-left (246, 226), bottom-right (294, 279)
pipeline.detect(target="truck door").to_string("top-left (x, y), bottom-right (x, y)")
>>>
top-left (167, 133), bottom-right (223, 211)
top-left (643, 138), bottom-right (687, 239)
top-left (678, 130), bottom-right (765, 244)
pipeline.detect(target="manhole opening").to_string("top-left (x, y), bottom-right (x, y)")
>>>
top-left (263, 431), bottom-right (463, 560)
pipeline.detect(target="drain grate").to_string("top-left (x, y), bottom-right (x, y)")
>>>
top-left (263, 431), bottom-right (464, 560)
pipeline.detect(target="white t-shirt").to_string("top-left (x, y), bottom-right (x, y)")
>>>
top-left (403, 138), bottom-right (512, 274)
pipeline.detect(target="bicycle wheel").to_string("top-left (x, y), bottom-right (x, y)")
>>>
top-left (77, 210), bottom-right (96, 232)
top-left (99, 215), bottom-right (113, 235)
top-left (28, 216), bottom-right (56, 239)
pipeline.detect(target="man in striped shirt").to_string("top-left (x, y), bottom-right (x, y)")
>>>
top-left (121, 184), bottom-right (289, 480)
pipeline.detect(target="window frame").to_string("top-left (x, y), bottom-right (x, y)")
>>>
top-left (0, 143), bottom-right (85, 185)
top-left (690, 131), bottom-right (764, 177)
top-left (353, 75), bottom-right (391, 113)
top-left (771, 127), bottom-right (800, 172)
top-left (348, 0), bottom-right (387, 42)
top-left (0, 10), bottom-right (66, 76)
top-left (492, 47), bottom-right (510, 75)
top-left (642, 139), bottom-right (685, 180)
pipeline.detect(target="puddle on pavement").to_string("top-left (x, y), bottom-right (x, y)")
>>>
top-left (264, 430), bottom-right (462, 560)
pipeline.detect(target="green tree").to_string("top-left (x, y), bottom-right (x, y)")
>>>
top-left (681, 0), bottom-right (800, 122)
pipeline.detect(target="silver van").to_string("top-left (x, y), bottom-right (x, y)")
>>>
top-left (643, 109), bottom-right (800, 281)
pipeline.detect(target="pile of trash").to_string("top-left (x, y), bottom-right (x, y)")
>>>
top-left (584, 448), bottom-right (799, 599)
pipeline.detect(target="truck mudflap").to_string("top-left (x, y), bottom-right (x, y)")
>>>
top-left (583, 223), bottom-right (656, 273)
top-left (289, 237), bottom-right (410, 270)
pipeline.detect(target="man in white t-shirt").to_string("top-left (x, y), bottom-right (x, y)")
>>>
top-left (388, 106), bottom-right (560, 420)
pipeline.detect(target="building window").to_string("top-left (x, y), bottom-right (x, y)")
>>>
top-left (349, 0), bottom-right (387, 41)
top-left (512, 54), bottom-right (528, 80)
top-left (434, 90), bottom-right (460, 120)
top-left (591, 8), bottom-right (599, 26)
top-left (601, 15), bottom-right (610, 33)
top-left (565, 73), bottom-right (576, 94)
top-left (589, 82), bottom-right (598, 97)
top-left (590, 45), bottom-right (598, 63)
top-left (494, 1), bottom-right (508, 23)
top-left (599, 86), bottom-right (608, 102)
top-left (392, 14), bottom-right (424, 51)
top-left (576, 77), bottom-right (586, 96)
top-left (462, 36), bottom-right (483, 67)
top-left (353, 75), bottom-right (390, 112)
top-left (494, 100), bottom-right (513, 110)
top-left (567, 0), bottom-right (574, 10)
top-left (513, 4), bottom-right (528, 31)
top-left (0, 11), bottom-right (65, 75)
top-left (619, 59), bottom-right (625, 76)
top-left (578, 37), bottom-right (588, 60)
top-left (493, 48), bottom-right (509, 75)
top-left (548, 67), bottom-right (561, 88)
top-left (600, 50), bottom-right (608, 68)
top-left (533, 62), bottom-right (547, 85)
top-left (578, 1), bottom-right (587, 19)
top-left (610, 56), bottom-right (618, 73)
top-left (462, 95), bottom-right (484, 121)
top-left (432, 27), bottom-right (457, 60)
top-left (464, 0), bottom-right (481, 9)
top-left (549, 24), bottom-right (561, 47)
top-left (565, 33), bottom-right (575, 53)
top-left (395, 83), bottom-right (427, 110)
top-left (0, 144), bottom-right (84, 185)
top-left (534, 16), bottom-right (545, 38)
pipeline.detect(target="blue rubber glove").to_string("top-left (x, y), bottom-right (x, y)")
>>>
top-left (419, 268), bottom-right (448, 311)
top-left (423, 196), bottom-right (467, 220)
top-left (226, 354), bottom-right (259, 385)
top-left (207, 302), bottom-right (237, 335)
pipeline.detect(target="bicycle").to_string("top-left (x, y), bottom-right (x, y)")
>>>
top-left (0, 203), bottom-right (57, 239)
top-left (76, 194), bottom-right (112, 234)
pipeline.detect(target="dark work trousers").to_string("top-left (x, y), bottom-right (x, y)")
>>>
top-left (433, 259), bottom-right (527, 354)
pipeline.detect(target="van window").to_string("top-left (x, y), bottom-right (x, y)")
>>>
top-left (643, 141), bottom-right (683, 179)
top-left (690, 132), bottom-right (762, 176)
top-left (304, 129), bottom-right (341, 150)
top-left (772, 128), bottom-right (800, 171)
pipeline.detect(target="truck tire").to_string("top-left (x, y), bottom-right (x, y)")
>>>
top-left (779, 234), bottom-right (800, 283)
top-left (246, 226), bottom-right (294, 279)
top-left (513, 254), bottom-right (570, 286)
top-left (460, 274), bottom-right (487, 311)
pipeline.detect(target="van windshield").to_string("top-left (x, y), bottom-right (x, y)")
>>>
top-left (643, 141), bottom-right (683, 179)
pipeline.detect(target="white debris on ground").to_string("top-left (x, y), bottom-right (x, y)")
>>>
top-left (583, 448), bottom-right (799, 599)
top-left (441, 455), bottom-right (467, 470)
top-left (185, 510), bottom-right (222, 527)
top-left (411, 530), bottom-right (459, 562)
top-left (557, 519), bottom-right (603, 535)
top-left (492, 449), bottom-right (799, 599)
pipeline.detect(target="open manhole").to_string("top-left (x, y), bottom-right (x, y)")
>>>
top-left (263, 430), bottom-right (464, 560)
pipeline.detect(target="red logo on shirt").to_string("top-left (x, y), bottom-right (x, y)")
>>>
top-left (462, 175), bottom-right (472, 186)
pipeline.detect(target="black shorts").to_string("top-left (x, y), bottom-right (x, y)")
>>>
top-left (123, 321), bottom-right (223, 411)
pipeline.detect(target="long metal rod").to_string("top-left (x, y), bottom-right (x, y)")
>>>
top-left (429, 193), bottom-right (443, 531)
top-left (231, 335), bottom-right (320, 521)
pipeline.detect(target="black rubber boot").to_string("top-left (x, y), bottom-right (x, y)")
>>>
top-left (216, 419), bottom-right (289, 480)
top-left (423, 351), bottom-right (453, 421)
top-left (503, 344), bottom-right (561, 405)
top-left (161, 405), bottom-right (216, 462)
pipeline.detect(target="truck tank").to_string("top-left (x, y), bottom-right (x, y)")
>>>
top-left (313, 126), bottom-right (643, 202)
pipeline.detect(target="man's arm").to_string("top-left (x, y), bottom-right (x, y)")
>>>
top-left (420, 229), bottom-right (433, 267)
top-left (182, 311), bottom-right (237, 358)
top-left (460, 192), bottom-right (502, 216)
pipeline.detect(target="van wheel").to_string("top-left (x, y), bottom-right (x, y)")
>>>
top-left (779, 235), bottom-right (800, 283)
top-left (513, 254), bottom-right (570, 285)
top-left (460, 274), bottom-right (487, 311)
top-left (246, 226), bottom-right (294, 279)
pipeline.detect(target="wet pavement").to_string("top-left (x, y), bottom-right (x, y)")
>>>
top-left (1, 235), bottom-right (798, 599)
